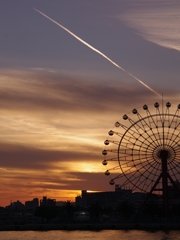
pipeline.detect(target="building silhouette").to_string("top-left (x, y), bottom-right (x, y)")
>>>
top-left (75, 185), bottom-right (146, 210)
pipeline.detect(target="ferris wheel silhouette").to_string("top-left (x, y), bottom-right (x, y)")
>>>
top-left (102, 102), bottom-right (180, 217)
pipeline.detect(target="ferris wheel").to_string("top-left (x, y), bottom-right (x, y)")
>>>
top-left (102, 102), bottom-right (180, 216)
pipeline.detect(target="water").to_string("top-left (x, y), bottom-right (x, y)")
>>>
top-left (0, 230), bottom-right (180, 240)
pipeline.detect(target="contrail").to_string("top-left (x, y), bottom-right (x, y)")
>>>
top-left (34, 8), bottom-right (161, 97)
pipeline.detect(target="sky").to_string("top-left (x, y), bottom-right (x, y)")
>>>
top-left (1, 0), bottom-right (180, 206)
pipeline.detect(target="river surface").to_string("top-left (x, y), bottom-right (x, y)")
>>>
top-left (0, 230), bottom-right (180, 240)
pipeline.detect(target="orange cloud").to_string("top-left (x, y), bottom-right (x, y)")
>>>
top-left (0, 69), bottom-right (176, 206)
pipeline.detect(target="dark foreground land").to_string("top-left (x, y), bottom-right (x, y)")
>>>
top-left (1, 223), bottom-right (180, 231)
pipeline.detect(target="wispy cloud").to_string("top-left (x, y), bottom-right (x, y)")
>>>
top-left (34, 8), bottom-right (161, 97)
top-left (0, 69), bottom-right (177, 206)
top-left (120, 1), bottom-right (180, 51)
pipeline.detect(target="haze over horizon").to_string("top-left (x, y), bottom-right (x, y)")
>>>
top-left (1, 0), bottom-right (180, 207)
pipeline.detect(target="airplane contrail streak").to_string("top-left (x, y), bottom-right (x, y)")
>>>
top-left (34, 8), bottom-right (161, 97)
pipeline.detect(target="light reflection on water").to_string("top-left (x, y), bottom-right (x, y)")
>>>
top-left (0, 230), bottom-right (180, 240)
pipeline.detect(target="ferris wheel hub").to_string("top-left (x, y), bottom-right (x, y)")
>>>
top-left (160, 150), bottom-right (169, 159)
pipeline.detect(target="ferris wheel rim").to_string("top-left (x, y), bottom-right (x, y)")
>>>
top-left (103, 102), bottom-right (180, 192)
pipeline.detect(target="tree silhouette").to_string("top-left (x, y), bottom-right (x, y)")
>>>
top-left (89, 201), bottom-right (102, 222)
top-left (63, 201), bottom-right (75, 221)
top-left (102, 206), bottom-right (112, 222)
top-left (170, 203), bottom-right (180, 220)
top-left (142, 200), bottom-right (162, 220)
top-left (116, 200), bottom-right (134, 222)
top-left (34, 206), bottom-right (59, 223)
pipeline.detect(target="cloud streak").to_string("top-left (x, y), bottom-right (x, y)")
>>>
top-left (0, 69), bottom-right (178, 206)
top-left (0, 70), bottom-right (157, 113)
top-left (120, 1), bottom-right (180, 52)
top-left (34, 8), bottom-right (161, 97)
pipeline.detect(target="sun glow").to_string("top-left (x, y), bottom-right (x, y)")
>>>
top-left (58, 161), bottom-right (101, 173)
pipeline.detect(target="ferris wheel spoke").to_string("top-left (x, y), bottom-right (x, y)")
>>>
top-left (136, 174), bottom-right (153, 192)
top-left (125, 157), bottom-right (149, 169)
top-left (119, 148), bottom-right (153, 157)
top-left (175, 152), bottom-right (180, 158)
top-left (108, 165), bottom-right (122, 172)
top-left (165, 126), bottom-right (171, 142)
top-left (170, 147), bottom-right (180, 156)
top-left (105, 139), bottom-right (119, 146)
top-left (111, 171), bottom-right (131, 181)
top-left (145, 109), bottom-right (158, 128)
top-left (141, 176), bottom-right (150, 192)
top-left (168, 167), bottom-right (178, 180)
top-left (119, 153), bottom-right (156, 170)
top-left (120, 136), bottom-right (157, 152)
top-left (121, 118), bottom-right (162, 149)
top-left (136, 159), bottom-right (160, 176)
top-left (120, 178), bottom-right (137, 190)
top-left (169, 167), bottom-right (178, 177)
top-left (124, 128), bottom-right (158, 149)
top-left (131, 158), bottom-right (158, 173)
top-left (146, 130), bottom-right (162, 147)
top-left (165, 131), bottom-right (178, 147)
top-left (122, 162), bottom-right (154, 185)
top-left (170, 154), bottom-right (180, 167)
top-left (135, 110), bottom-right (164, 147)
top-left (155, 125), bottom-right (164, 147)
top-left (144, 108), bottom-right (165, 146)
top-left (169, 158), bottom-right (180, 174)
top-left (168, 110), bottom-right (180, 128)
top-left (167, 136), bottom-right (180, 150)
top-left (129, 170), bottom-right (151, 192)
top-left (152, 160), bottom-right (161, 177)
top-left (104, 157), bottom-right (118, 162)
top-left (119, 164), bottom-right (138, 176)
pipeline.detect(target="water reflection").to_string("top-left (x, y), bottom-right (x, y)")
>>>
top-left (0, 230), bottom-right (180, 240)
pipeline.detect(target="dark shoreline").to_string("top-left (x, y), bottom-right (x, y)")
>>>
top-left (1, 223), bottom-right (180, 231)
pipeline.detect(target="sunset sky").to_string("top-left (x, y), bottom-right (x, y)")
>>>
top-left (1, 0), bottom-right (180, 206)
